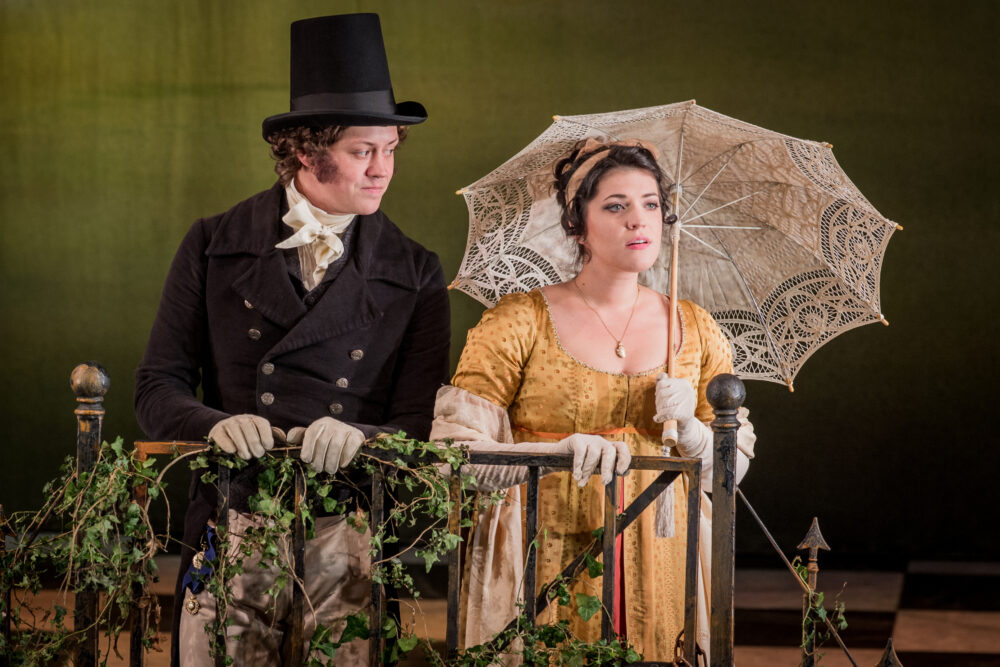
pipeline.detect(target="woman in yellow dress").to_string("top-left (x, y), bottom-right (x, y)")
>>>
top-left (431, 139), bottom-right (756, 661)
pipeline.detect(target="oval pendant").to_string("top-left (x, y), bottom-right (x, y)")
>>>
top-left (615, 342), bottom-right (626, 358)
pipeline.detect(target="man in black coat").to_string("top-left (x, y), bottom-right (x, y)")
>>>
top-left (134, 14), bottom-right (449, 665)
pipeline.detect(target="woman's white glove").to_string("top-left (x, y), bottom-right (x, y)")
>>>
top-left (208, 414), bottom-right (274, 460)
top-left (653, 374), bottom-right (712, 458)
top-left (288, 417), bottom-right (365, 475)
top-left (460, 434), bottom-right (631, 492)
top-left (561, 433), bottom-right (632, 487)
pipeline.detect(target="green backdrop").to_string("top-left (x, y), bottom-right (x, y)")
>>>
top-left (2, 0), bottom-right (997, 561)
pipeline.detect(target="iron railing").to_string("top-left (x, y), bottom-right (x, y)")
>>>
top-left (0, 363), bottom-right (907, 666)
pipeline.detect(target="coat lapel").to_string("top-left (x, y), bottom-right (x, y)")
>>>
top-left (206, 183), bottom-right (307, 330)
top-left (230, 251), bottom-right (307, 330)
top-left (267, 210), bottom-right (421, 357)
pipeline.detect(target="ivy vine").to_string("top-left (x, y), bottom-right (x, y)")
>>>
top-left (0, 433), bottom-right (648, 665)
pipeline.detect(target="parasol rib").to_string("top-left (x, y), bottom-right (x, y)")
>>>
top-left (680, 144), bottom-right (744, 220)
top-left (680, 229), bottom-right (730, 258)
top-left (682, 188), bottom-right (771, 224)
top-left (685, 225), bottom-right (761, 230)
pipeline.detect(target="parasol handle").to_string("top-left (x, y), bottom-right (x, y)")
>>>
top-left (662, 193), bottom-right (682, 449)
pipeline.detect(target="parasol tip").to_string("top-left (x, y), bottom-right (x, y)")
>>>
top-left (895, 223), bottom-right (904, 231)
top-left (455, 188), bottom-right (467, 195)
top-left (786, 379), bottom-right (795, 393)
top-left (880, 314), bottom-right (890, 326)
top-left (823, 142), bottom-right (833, 149)
top-left (552, 115), bottom-right (561, 121)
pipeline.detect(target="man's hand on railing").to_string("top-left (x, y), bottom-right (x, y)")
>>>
top-left (288, 417), bottom-right (365, 475)
top-left (208, 414), bottom-right (275, 460)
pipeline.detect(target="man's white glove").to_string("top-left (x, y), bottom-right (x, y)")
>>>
top-left (653, 374), bottom-right (712, 458)
top-left (208, 414), bottom-right (274, 460)
top-left (288, 417), bottom-right (365, 475)
top-left (561, 433), bottom-right (631, 487)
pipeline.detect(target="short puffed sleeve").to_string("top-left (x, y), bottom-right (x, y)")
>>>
top-left (688, 300), bottom-right (734, 424)
top-left (451, 291), bottom-right (543, 409)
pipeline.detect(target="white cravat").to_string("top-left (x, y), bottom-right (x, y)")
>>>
top-left (275, 179), bottom-right (355, 290)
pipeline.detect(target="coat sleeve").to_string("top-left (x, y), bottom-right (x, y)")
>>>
top-left (352, 251), bottom-right (450, 441)
top-left (134, 219), bottom-right (230, 440)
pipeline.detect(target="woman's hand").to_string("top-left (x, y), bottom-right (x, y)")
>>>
top-left (653, 374), bottom-right (712, 457)
top-left (653, 374), bottom-right (697, 424)
top-left (208, 414), bottom-right (274, 459)
top-left (289, 417), bottom-right (365, 475)
top-left (558, 433), bottom-right (631, 487)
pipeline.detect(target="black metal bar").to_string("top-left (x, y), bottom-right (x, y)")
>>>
top-left (600, 476), bottom-right (618, 641)
top-left (214, 464), bottom-right (230, 667)
top-left (1, 504), bottom-right (11, 665)
top-left (706, 374), bottom-right (744, 666)
top-left (70, 362), bottom-right (109, 667)
top-left (369, 466), bottom-right (385, 667)
top-left (289, 466), bottom-right (306, 665)
top-left (524, 467), bottom-right (540, 626)
top-left (129, 444), bottom-right (149, 667)
top-left (682, 460), bottom-right (702, 662)
top-left (445, 465), bottom-right (463, 661)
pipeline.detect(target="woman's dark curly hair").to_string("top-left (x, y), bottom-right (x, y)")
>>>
top-left (553, 141), bottom-right (671, 261)
top-left (267, 125), bottom-right (409, 185)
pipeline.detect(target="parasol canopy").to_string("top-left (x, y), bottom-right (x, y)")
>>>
top-left (453, 100), bottom-right (899, 387)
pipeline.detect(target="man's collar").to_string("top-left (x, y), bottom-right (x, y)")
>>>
top-left (205, 182), bottom-right (420, 290)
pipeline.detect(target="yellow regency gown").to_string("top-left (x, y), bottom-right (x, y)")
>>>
top-left (437, 289), bottom-right (751, 661)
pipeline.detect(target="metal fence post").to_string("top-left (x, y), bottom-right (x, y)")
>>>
top-left (289, 466), bottom-right (307, 665)
top-left (369, 466), bottom-right (385, 667)
top-left (798, 517), bottom-right (830, 666)
top-left (214, 464), bottom-right (230, 667)
top-left (1, 504), bottom-right (11, 663)
top-left (707, 373), bottom-right (744, 666)
top-left (70, 362), bottom-right (109, 667)
top-left (445, 465), bottom-right (463, 661)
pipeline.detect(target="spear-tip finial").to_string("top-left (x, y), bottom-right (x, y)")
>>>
top-left (874, 638), bottom-right (904, 667)
top-left (797, 517), bottom-right (831, 554)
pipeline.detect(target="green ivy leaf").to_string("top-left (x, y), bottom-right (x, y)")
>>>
top-left (338, 612), bottom-right (370, 643)
top-left (584, 552), bottom-right (603, 579)
top-left (575, 593), bottom-right (602, 622)
top-left (397, 634), bottom-right (418, 653)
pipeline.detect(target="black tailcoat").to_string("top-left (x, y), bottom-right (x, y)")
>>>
top-left (134, 182), bottom-right (450, 664)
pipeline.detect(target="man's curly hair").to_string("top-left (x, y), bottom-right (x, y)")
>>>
top-left (267, 125), bottom-right (409, 185)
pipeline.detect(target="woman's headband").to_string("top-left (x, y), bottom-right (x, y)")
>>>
top-left (562, 137), bottom-right (661, 205)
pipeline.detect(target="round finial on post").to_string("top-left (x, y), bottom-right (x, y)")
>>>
top-left (706, 373), bottom-right (745, 412)
top-left (71, 362), bottom-right (110, 402)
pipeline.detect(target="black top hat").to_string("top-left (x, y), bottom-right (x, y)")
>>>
top-left (262, 13), bottom-right (426, 138)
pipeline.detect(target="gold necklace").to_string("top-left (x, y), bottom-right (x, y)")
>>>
top-left (573, 279), bottom-right (640, 358)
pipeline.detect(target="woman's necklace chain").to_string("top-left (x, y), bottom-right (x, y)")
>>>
top-left (573, 279), bottom-right (640, 359)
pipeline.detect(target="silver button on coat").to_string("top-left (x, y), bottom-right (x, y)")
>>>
top-left (350, 349), bottom-right (364, 360)
top-left (248, 328), bottom-right (262, 341)
top-left (336, 377), bottom-right (349, 388)
top-left (261, 362), bottom-right (275, 375)
top-left (328, 402), bottom-right (343, 415)
top-left (260, 392), bottom-right (275, 406)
